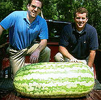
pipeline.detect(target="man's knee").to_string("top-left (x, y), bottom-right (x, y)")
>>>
top-left (54, 52), bottom-right (64, 62)
top-left (39, 47), bottom-right (51, 62)
top-left (44, 47), bottom-right (51, 54)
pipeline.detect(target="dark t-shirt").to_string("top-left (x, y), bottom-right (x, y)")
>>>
top-left (59, 23), bottom-right (99, 59)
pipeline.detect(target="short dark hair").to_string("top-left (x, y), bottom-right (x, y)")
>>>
top-left (74, 7), bottom-right (88, 18)
top-left (28, 0), bottom-right (43, 6)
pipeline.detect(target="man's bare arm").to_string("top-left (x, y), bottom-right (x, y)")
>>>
top-left (30, 39), bottom-right (47, 63)
top-left (87, 50), bottom-right (96, 67)
top-left (59, 46), bottom-right (78, 62)
top-left (0, 25), bottom-right (4, 36)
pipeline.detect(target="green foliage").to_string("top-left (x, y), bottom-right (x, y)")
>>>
top-left (22, 0), bottom-right (28, 11)
top-left (0, 1), bottom-right (14, 21)
top-left (12, 0), bottom-right (23, 10)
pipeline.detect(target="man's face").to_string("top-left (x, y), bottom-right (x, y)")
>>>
top-left (27, 0), bottom-right (42, 18)
top-left (74, 12), bottom-right (88, 31)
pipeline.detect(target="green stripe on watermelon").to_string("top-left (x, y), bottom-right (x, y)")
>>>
top-left (13, 62), bottom-right (94, 98)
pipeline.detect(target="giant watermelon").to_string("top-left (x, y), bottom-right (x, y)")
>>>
top-left (13, 62), bottom-right (94, 98)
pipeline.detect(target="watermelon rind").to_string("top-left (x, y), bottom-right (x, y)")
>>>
top-left (13, 62), bottom-right (94, 98)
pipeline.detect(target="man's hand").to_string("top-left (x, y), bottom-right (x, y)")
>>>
top-left (30, 49), bottom-right (40, 63)
top-left (30, 39), bottom-right (47, 63)
top-left (70, 58), bottom-right (79, 62)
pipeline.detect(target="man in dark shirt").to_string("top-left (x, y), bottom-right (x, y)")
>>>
top-left (54, 7), bottom-right (98, 68)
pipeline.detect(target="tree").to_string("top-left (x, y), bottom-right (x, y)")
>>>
top-left (0, 1), bottom-right (14, 21)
